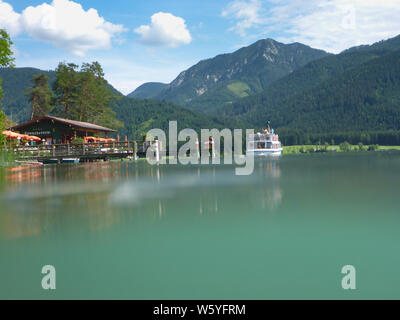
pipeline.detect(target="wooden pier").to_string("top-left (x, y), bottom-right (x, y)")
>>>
top-left (9, 138), bottom-right (218, 164)
top-left (10, 141), bottom-right (151, 163)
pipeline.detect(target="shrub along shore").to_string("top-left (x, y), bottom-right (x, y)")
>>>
top-left (283, 142), bottom-right (400, 154)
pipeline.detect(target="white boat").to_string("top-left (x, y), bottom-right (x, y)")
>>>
top-left (247, 125), bottom-right (283, 156)
top-left (62, 158), bottom-right (80, 164)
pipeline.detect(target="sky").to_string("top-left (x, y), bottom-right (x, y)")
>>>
top-left (1, 0), bottom-right (400, 95)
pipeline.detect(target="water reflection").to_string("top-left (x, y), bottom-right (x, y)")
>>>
top-left (0, 158), bottom-right (284, 239)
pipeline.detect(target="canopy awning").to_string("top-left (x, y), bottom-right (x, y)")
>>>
top-left (2, 131), bottom-right (42, 142)
top-left (84, 136), bottom-right (116, 143)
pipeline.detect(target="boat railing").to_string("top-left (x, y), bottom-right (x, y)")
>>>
top-left (249, 133), bottom-right (281, 142)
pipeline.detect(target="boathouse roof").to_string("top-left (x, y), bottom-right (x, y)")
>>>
top-left (10, 116), bottom-right (117, 133)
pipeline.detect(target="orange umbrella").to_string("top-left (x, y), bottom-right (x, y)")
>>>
top-left (20, 134), bottom-right (32, 141)
top-left (2, 130), bottom-right (20, 139)
top-left (3, 131), bottom-right (42, 142)
top-left (27, 135), bottom-right (41, 142)
top-left (84, 136), bottom-right (97, 143)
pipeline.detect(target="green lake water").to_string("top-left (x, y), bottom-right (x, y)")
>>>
top-left (0, 152), bottom-right (400, 299)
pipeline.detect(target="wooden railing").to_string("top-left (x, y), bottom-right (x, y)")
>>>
top-left (9, 141), bottom-right (150, 160)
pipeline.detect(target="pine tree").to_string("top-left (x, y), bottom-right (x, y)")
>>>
top-left (0, 29), bottom-right (15, 148)
top-left (26, 73), bottom-right (53, 119)
top-left (74, 62), bottom-right (123, 129)
top-left (53, 62), bottom-right (79, 119)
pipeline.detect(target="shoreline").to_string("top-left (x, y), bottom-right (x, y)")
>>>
top-left (283, 144), bottom-right (400, 155)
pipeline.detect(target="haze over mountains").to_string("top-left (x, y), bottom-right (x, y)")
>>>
top-left (1, 35), bottom-right (400, 144)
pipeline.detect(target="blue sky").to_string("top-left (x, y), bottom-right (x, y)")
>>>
top-left (1, 0), bottom-right (400, 94)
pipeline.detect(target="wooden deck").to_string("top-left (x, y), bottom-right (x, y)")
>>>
top-left (10, 141), bottom-right (150, 163)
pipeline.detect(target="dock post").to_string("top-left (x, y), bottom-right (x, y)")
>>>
top-left (211, 138), bottom-right (216, 158)
top-left (82, 143), bottom-right (85, 155)
top-left (155, 140), bottom-right (160, 163)
top-left (196, 138), bottom-right (200, 159)
top-left (134, 141), bottom-right (138, 160)
top-left (67, 143), bottom-right (70, 156)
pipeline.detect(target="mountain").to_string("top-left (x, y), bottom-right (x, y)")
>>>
top-left (128, 82), bottom-right (168, 99)
top-left (222, 35), bottom-right (400, 145)
top-left (0, 67), bottom-right (123, 124)
top-left (0, 68), bottom-right (56, 122)
top-left (135, 39), bottom-right (330, 112)
top-left (3, 35), bottom-right (400, 145)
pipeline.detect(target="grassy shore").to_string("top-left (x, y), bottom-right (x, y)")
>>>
top-left (283, 144), bottom-right (400, 154)
top-left (377, 146), bottom-right (400, 151)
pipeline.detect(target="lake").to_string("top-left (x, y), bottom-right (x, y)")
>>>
top-left (1, 152), bottom-right (400, 299)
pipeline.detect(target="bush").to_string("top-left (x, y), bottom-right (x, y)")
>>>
top-left (368, 144), bottom-right (380, 151)
top-left (339, 141), bottom-right (351, 152)
top-left (358, 142), bottom-right (366, 151)
top-left (71, 137), bottom-right (84, 144)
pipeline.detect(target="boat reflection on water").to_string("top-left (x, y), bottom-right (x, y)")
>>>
top-left (254, 159), bottom-right (283, 212)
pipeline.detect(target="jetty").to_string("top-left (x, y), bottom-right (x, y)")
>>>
top-left (5, 116), bottom-right (218, 164)
top-left (10, 141), bottom-right (148, 163)
top-left (5, 115), bottom-right (159, 163)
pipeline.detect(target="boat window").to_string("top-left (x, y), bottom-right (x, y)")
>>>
top-left (257, 142), bottom-right (266, 149)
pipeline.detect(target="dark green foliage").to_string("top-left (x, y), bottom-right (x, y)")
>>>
top-left (0, 29), bottom-right (14, 69)
top-left (0, 109), bottom-right (6, 148)
top-left (277, 129), bottom-right (400, 147)
top-left (243, 49), bottom-right (400, 133)
top-left (340, 142), bottom-right (351, 152)
top-left (109, 97), bottom-right (239, 139)
top-left (0, 67), bottom-right (123, 123)
top-left (26, 73), bottom-right (53, 119)
top-left (53, 62), bottom-right (80, 119)
top-left (53, 61), bottom-right (124, 129)
top-left (71, 137), bottom-right (84, 144)
top-left (0, 68), bottom-right (56, 122)
top-left (128, 82), bottom-right (168, 99)
top-left (368, 145), bottom-right (379, 151)
top-left (0, 29), bottom-right (15, 149)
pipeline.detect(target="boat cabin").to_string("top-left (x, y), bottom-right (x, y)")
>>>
top-left (247, 127), bottom-right (283, 155)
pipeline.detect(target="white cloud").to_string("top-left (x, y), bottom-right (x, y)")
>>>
top-left (274, 0), bottom-right (400, 53)
top-left (0, 0), bottom-right (22, 35)
top-left (134, 12), bottom-right (192, 47)
top-left (0, 0), bottom-right (127, 56)
top-left (222, 0), bottom-right (264, 36)
top-left (223, 0), bottom-right (400, 53)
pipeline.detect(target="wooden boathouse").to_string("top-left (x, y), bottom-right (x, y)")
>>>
top-left (7, 116), bottom-right (152, 163)
top-left (10, 115), bottom-right (116, 144)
